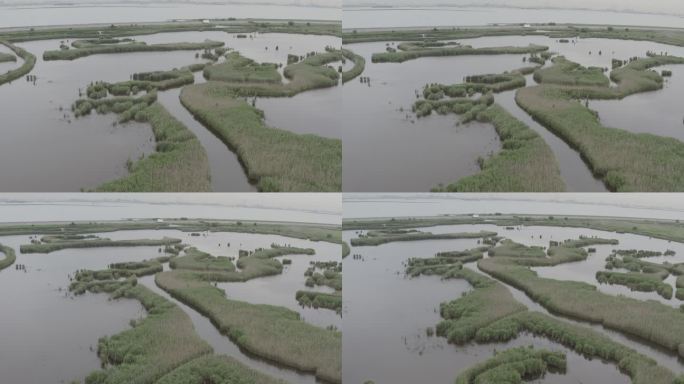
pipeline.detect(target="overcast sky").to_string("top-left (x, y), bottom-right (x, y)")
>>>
top-left (346, 0), bottom-right (684, 15)
top-left (0, 0), bottom-right (340, 7)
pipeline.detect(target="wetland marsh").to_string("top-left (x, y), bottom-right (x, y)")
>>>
top-left (0, 195), bottom-right (342, 384)
top-left (343, 15), bottom-right (684, 192)
top-left (343, 195), bottom-right (684, 384)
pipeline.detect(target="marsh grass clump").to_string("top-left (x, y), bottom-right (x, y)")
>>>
top-left (20, 236), bottom-right (181, 253)
top-left (296, 290), bottom-right (342, 313)
top-left (0, 51), bottom-right (16, 62)
top-left (169, 247), bottom-right (235, 271)
top-left (488, 239), bottom-right (546, 258)
top-left (517, 55), bottom-right (684, 191)
top-left (70, 270), bottom-right (212, 384)
top-left (155, 355), bottom-right (286, 384)
top-left (341, 48), bottom-right (365, 83)
top-left (43, 39), bottom-right (224, 61)
top-left (371, 42), bottom-right (549, 63)
top-left (351, 230), bottom-right (498, 246)
top-left (155, 268), bottom-right (341, 383)
top-left (180, 82), bottom-right (341, 192)
top-left (455, 346), bottom-right (566, 384)
top-left (0, 243), bottom-right (17, 270)
top-left (0, 40), bottom-right (37, 87)
top-left (204, 52), bottom-right (282, 83)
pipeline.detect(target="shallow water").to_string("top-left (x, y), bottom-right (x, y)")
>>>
top-left (0, 31), bottom-right (339, 191)
top-left (343, 228), bottom-right (634, 384)
top-left (0, 227), bottom-right (338, 383)
top-left (344, 35), bottom-right (684, 191)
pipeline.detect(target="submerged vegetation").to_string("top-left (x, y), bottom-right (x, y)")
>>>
top-left (0, 243), bottom-right (17, 270)
top-left (0, 40), bottom-right (37, 86)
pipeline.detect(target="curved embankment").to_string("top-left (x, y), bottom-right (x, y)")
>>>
top-left (71, 65), bottom-right (212, 192)
top-left (0, 40), bottom-right (36, 86)
top-left (203, 50), bottom-right (343, 97)
top-left (371, 43), bottom-right (549, 63)
top-left (414, 67), bottom-right (564, 192)
top-left (155, 244), bottom-right (342, 384)
top-left (42, 40), bottom-right (225, 61)
top-left (0, 243), bottom-right (17, 270)
top-left (406, 245), bottom-right (681, 384)
top-left (180, 82), bottom-right (341, 192)
top-left (341, 48), bottom-right (365, 83)
top-left (516, 55), bottom-right (684, 191)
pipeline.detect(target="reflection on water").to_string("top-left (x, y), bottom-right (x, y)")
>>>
top-left (0, 228), bottom-right (337, 384)
top-left (343, 228), bottom-right (633, 384)
top-left (0, 31), bottom-right (338, 191)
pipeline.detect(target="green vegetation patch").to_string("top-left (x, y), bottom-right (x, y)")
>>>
top-left (204, 49), bottom-right (342, 97)
top-left (204, 52), bottom-right (282, 83)
top-left (455, 346), bottom-right (566, 384)
top-left (155, 355), bottom-right (287, 384)
top-left (296, 291), bottom-right (342, 313)
top-left (305, 261), bottom-right (342, 291)
top-left (0, 40), bottom-right (36, 87)
top-left (43, 39), bottom-right (224, 61)
top-left (20, 237), bottom-right (182, 253)
top-left (0, 243), bottom-right (17, 270)
top-left (170, 247), bottom-right (235, 272)
top-left (350, 229), bottom-right (498, 246)
top-left (413, 68), bottom-right (563, 192)
top-left (341, 48), bottom-right (365, 83)
top-left (371, 43), bottom-right (549, 63)
top-left (0, 52), bottom-right (16, 62)
top-left (156, 270), bottom-right (341, 383)
top-left (488, 239), bottom-right (546, 258)
top-left (70, 276), bottom-right (212, 384)
top-left (180, 81), bottom-right (341, 191)
top-left (534, 56), bottom-right (610, 86)
top-left (477, 254), bottom-right (684, 358)
top-left (96, 102), bottom-right (211, 192)
top-left (406, 247), bottom-right (488, 277)
top-left (596, 270), bottom-right (673, 299)
top-left (517, 55), bottom-right (684, 191)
